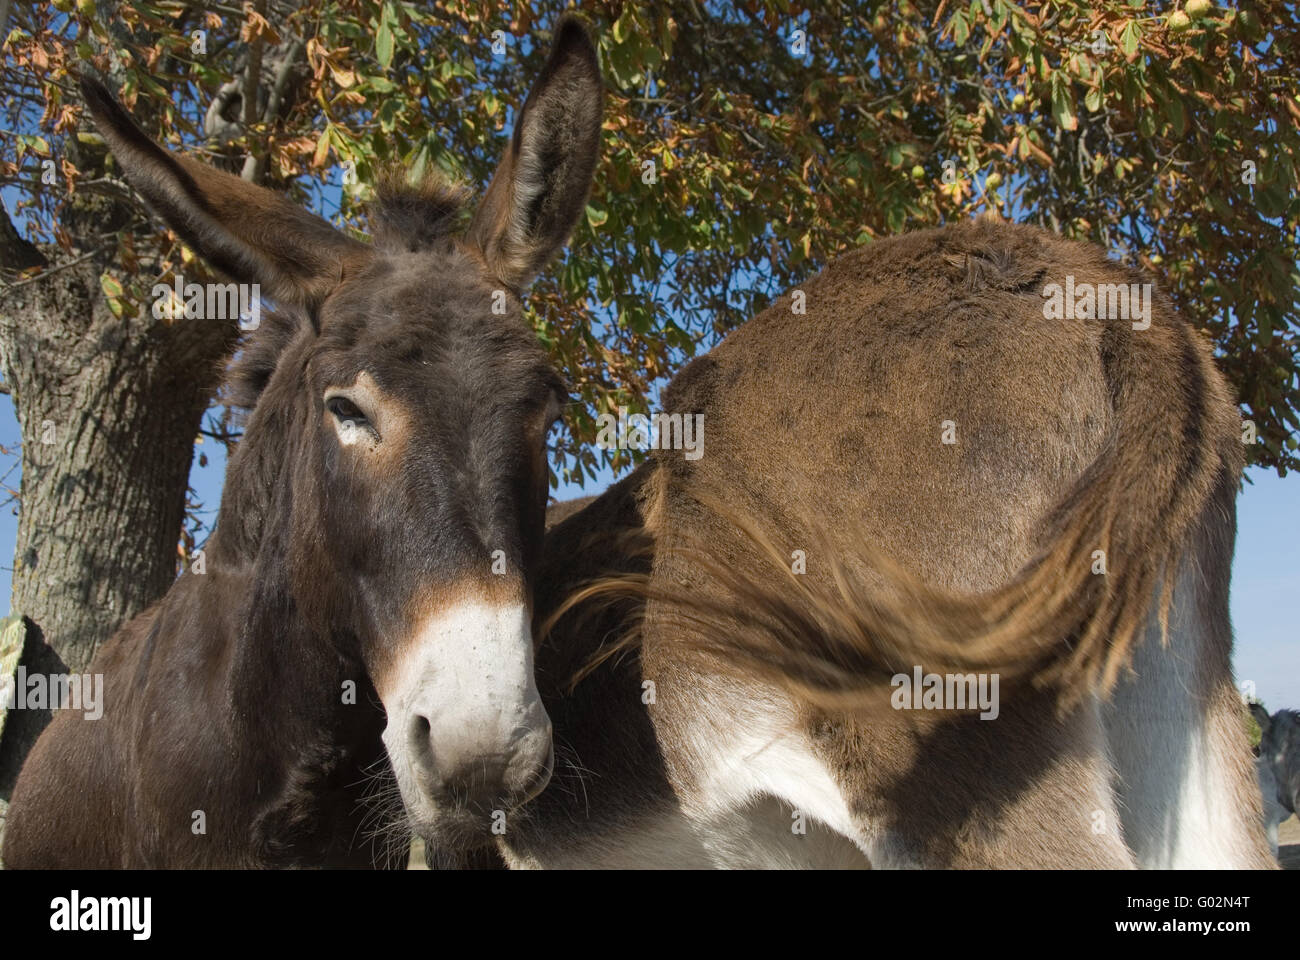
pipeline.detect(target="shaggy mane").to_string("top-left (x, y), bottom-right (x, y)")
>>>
top-left (370, 164), bottom-right (471, 251)
top-left (221, 307), bottom-right (310, 412)
top-left (219, 165), bottom-right (474, 412)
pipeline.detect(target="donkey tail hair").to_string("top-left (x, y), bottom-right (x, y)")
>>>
top-left (549, 310), bottom-right (1243, 712)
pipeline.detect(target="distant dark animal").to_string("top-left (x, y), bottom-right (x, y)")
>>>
top-left (1251, 702), bottom-right (1300, 858)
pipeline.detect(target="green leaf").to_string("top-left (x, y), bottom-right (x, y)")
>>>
top-left (377, 97), bottom-right (400, 133)
top-left (1257, 181), bottom-right (1287, 219)
top-left (313, 124), bottom-right (333, 167)
top-left (612, 6), bottom-right (634, 45)
top-left (950, 11), bottom-right (970, 46)
top-left (1119, 20), bottom-right (1141, 58)
top-left (1052, 76), bottom-right (1078, 131)
top-left (376, 2), bottom-right (395, 69)
top-left (100, 273), bottom-right (123, 299)
top-left (1165, 95), bottom-right (1186, 136)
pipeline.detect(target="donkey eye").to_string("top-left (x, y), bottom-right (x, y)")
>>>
top-left (326, 396), bottom-right (368, 425)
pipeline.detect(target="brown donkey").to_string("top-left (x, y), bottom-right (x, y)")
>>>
top-left (3, 18), bottom-right (603, 867)
top-left (506, 220), bottom-right (1276, 868)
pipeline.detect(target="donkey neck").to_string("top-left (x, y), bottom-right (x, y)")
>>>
top-left (196, 373), bottom-right (369, 742)
top-left (189, 514), bottom-right (388, 866)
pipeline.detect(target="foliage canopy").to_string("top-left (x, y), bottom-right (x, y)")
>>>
top-left (4, 0), bottom-right (1298, 484)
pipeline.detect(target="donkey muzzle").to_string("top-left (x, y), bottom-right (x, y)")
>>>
top-left (381, 600), bottom-right (554, 827)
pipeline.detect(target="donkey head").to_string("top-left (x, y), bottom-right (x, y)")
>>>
top-left (82, 16), bottom-right (602, 845)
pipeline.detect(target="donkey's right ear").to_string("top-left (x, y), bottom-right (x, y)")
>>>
top-left (80, 77), bottom-right (371, 310)
top-left (466, 16), bottom-right (603, 292)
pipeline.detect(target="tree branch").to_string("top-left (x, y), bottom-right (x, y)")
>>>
top-left (0, 246), bottom-right (108, 299)
top-left (239, 0), bottom-right (268, 183)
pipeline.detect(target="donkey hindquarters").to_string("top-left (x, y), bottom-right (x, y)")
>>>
top-left (513, 217), bottom-right (1274, 868)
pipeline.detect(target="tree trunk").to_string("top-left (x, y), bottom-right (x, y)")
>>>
top-left (0, 218), bottom-right (237, 812)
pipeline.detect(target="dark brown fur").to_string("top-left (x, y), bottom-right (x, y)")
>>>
top-left (5, 17), bottom-right (603, 868)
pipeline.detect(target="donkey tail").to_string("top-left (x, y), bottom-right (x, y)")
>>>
top-left (555, 309), bottom-right (1244, 711)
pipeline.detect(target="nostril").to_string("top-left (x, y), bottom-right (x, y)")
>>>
top-left (514, 742), bottom-right (555, 804)
top-left (407, 714), bottom-right (436, 775)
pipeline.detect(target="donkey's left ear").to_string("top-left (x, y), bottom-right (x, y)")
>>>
top-left (80, 76), bottom-right (371, 312)
top-left (467, 15), bottom-right (603, 291)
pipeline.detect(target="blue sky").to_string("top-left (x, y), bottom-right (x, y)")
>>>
top-left (0, 389), bottom-right (1295, 708)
